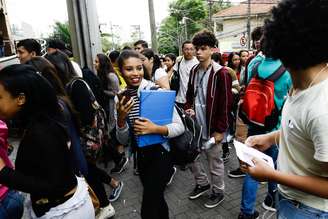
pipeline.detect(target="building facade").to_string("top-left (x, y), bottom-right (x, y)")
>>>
top-left (213, 0), bottom-right (279, 52)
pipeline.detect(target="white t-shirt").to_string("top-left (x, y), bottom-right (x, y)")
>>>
top-left (153, 68), bottom-right (167, 81)
top-left (278, 77), bottom-right (328, 211)
top-left (173, 57), bottom-right (199, 104)
top-left (71, 61), bottom-right (83, 77)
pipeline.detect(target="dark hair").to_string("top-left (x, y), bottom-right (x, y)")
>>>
top-left (239, 50), bottom-right (249, 56)
top-left (96, 53), bottom-right (116, 89)
top-left (45, 50), bottom-right (77, 85)
top-left (263, 0), bottom-right (328, 70)
top-left (165, 53), bottom-right (177, 64)
top-left (251, 26), bottom-right (263, 42)
top-left (0, 64), bottom-right (61, 124)
top-left (192, 29), bottom-right (217, 48)
top-left (27, 57), bottom-right (66, 97)
top-left (108, 50), bottom-right (120, 64)
top-left (117, 49), bottom-right (141, 72)
top-left (211, 52), bottom-right (225, 66)
top-left (47, 39), bottom-right (72, 57)
top-left (122, 46), bottom-right (132, 50)
top-left (227, 52), bottom-right (241, 71)
top-left (134, 40), bottom-right (148, 48)
top-left (142, 48), bottom-right (161, 77)
top-left (27, 57), bottom-right (80, 130)
top-left (17, 39), bottom-right (41, 56)
top-left (182, 40), bottom-right (192, 49)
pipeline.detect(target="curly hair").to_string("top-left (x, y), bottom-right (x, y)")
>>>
top-left (192, 29), bottom-right (218, 48)
top-left (263, 0), bottom-right (328, 70)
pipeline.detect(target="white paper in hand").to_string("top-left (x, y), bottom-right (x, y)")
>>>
top-left (234, 140), bottom-right (274, 169)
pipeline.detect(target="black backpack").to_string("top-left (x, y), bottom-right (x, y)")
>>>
top-left (169, 105), bottom-right (202, 165)
top-left (170, 61), bottom-right (181, 94)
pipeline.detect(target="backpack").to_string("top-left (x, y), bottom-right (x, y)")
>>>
top-left (169, 105), bottom-right (202, 165)
top-left (67, 78), bottom-right (108, 160)
top-left (239, 62), bottom-right (286, 130)
top-left (170, 61), bottom-right (181, 93)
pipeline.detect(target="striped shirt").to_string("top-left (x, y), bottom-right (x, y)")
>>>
top-left (126, 88), bottom-right (140, 140)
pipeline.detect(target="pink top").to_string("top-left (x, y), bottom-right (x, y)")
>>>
top-left (0, 120), bottom-right (13, 200)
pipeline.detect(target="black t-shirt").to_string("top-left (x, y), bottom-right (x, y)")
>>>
top-left (0, 118), bottom-right (76, 216)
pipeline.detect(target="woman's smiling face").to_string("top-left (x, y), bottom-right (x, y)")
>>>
top-left (121, 57), bottom-right (144, 88)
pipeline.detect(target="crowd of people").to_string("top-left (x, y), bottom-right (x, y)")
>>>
top-left (0, 0), bottom-right (327, 218)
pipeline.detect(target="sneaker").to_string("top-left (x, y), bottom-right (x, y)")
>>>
top-left (228, 168), bottom-right (246, 178)
top-left (204, 192), bottom-right (224, 208)
top-left (188, 184), bottom-right (211, 200)
top-left (221, 151), bottom-right (230, 163)
top-left (262, 194), bottom-right (276, 212)
top-left (96, 203), bottom-right (115, 219)
top-left (167, 167), bottom-right (177, 186)
top-left (109, 181), bottom-right (124, 202)
top-left (110, 157), bottom-right (128, 174)
top-left (238, 210), bottom-right (259, 219)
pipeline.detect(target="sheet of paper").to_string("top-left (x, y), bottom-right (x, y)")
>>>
top-left (233, 140), bottom-right (274, 169)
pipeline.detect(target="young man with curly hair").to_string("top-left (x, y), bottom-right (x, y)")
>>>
top-left (184, 29), bottom-right (232, 208)
top-left (242, 0), bottom-right (328, 218)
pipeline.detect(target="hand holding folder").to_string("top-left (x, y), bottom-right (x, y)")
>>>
top-left (137, 90), bottom-right (176, 147)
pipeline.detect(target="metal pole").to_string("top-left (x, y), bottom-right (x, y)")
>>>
top-left (148, 0), bottom-right (158, 53)
top-left (247, 0), bottom-right (251, 50)
top-left (208, 0), bottom-right (213, 31)
top-left (110, 22), bottom-right (114, 49)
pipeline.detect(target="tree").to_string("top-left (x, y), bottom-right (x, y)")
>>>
top-left (158, 0), bottom-right (231, 55)
top-left (50, 21), bottom-right (71, 46)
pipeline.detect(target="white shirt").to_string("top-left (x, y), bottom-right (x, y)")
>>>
top-left (173, 57), bottom-right (199, 104)
top-left (153, 68), bottom-right (167, 81)
top-left (278, 77), bottom-right (328, 211)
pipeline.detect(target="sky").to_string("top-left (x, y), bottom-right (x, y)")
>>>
top-left (5, 0), bottom-right (242, 43)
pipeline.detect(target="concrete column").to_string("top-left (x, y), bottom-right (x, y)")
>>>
top-left (66, 0), bottom-right (101, 69)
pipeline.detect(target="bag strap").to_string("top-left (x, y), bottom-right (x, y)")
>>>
top-left (68, 78), bottom-right (96, 103)
top-left (267, 65), bottom-right (286, 81)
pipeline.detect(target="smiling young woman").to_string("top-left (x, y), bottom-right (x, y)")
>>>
top-left (116, 50), bottom-right (185, 219)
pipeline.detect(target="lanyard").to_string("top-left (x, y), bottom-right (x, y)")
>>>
top-left (194, 64), bottom-right (212, 98)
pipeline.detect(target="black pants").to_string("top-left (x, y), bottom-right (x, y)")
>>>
top-left (86, 161), bottom-right (111, 207)
top-left (137, 145), bottom-right (172, 219)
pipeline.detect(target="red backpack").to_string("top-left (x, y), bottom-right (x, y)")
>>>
top-left (240, 62), bottom-right (286, 130)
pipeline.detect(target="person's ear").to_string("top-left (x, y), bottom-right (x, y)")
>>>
top-left (150, 57), bottom-right (154, 64)
top-left (17, 93), bottom-right (26, 106)
top-left (31, 51), bottom-right (37, 57)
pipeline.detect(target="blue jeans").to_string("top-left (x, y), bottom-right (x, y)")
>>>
top-left (0, 190), bottom-right (24, 219)
top-left (278, 194), bottom-right (328, 219)
top-left (240, 127), bottom-right (278, 215)
top-left (0, 46), bottom-right (4, 57)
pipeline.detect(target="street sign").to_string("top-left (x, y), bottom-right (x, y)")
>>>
top-left (240, 36), bottom-right (247, 47)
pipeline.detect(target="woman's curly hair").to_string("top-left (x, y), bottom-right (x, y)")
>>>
top-left (263, 0), bottom-right (328, 70)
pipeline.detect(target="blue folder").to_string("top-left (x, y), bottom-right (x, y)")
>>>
top-left (137, 90), bottom-right (176, 147)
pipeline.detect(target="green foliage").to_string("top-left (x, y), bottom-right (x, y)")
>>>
top-left (50, 21), bottom-right (71, 46)
top-left (101, 36), bottom-right (112, 53)
top-left (158, 0), bottom-right (231, 55)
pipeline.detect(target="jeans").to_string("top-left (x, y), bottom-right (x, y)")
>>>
top-left (278, 194), bottom-right (328, 219)
top-left (85, 162), bottom-right (111, 207)
top-left (240, 126), bottom-right (278, 215)
top-left (0, 190), bottom-right (24, 219)
top-left (190, 141), bottom-right (225, 193)
top-left (137, 144), bottom-right (172, 219)
top-left (0, 46), bottom-right (4, 57)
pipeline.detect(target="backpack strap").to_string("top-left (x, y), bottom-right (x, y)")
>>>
top-left (251, 62), bottom-right (261, 79)
top-left (68, 78), bottom-right (96, 103)
top-left (267, 65), bottom-right (286, 81)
